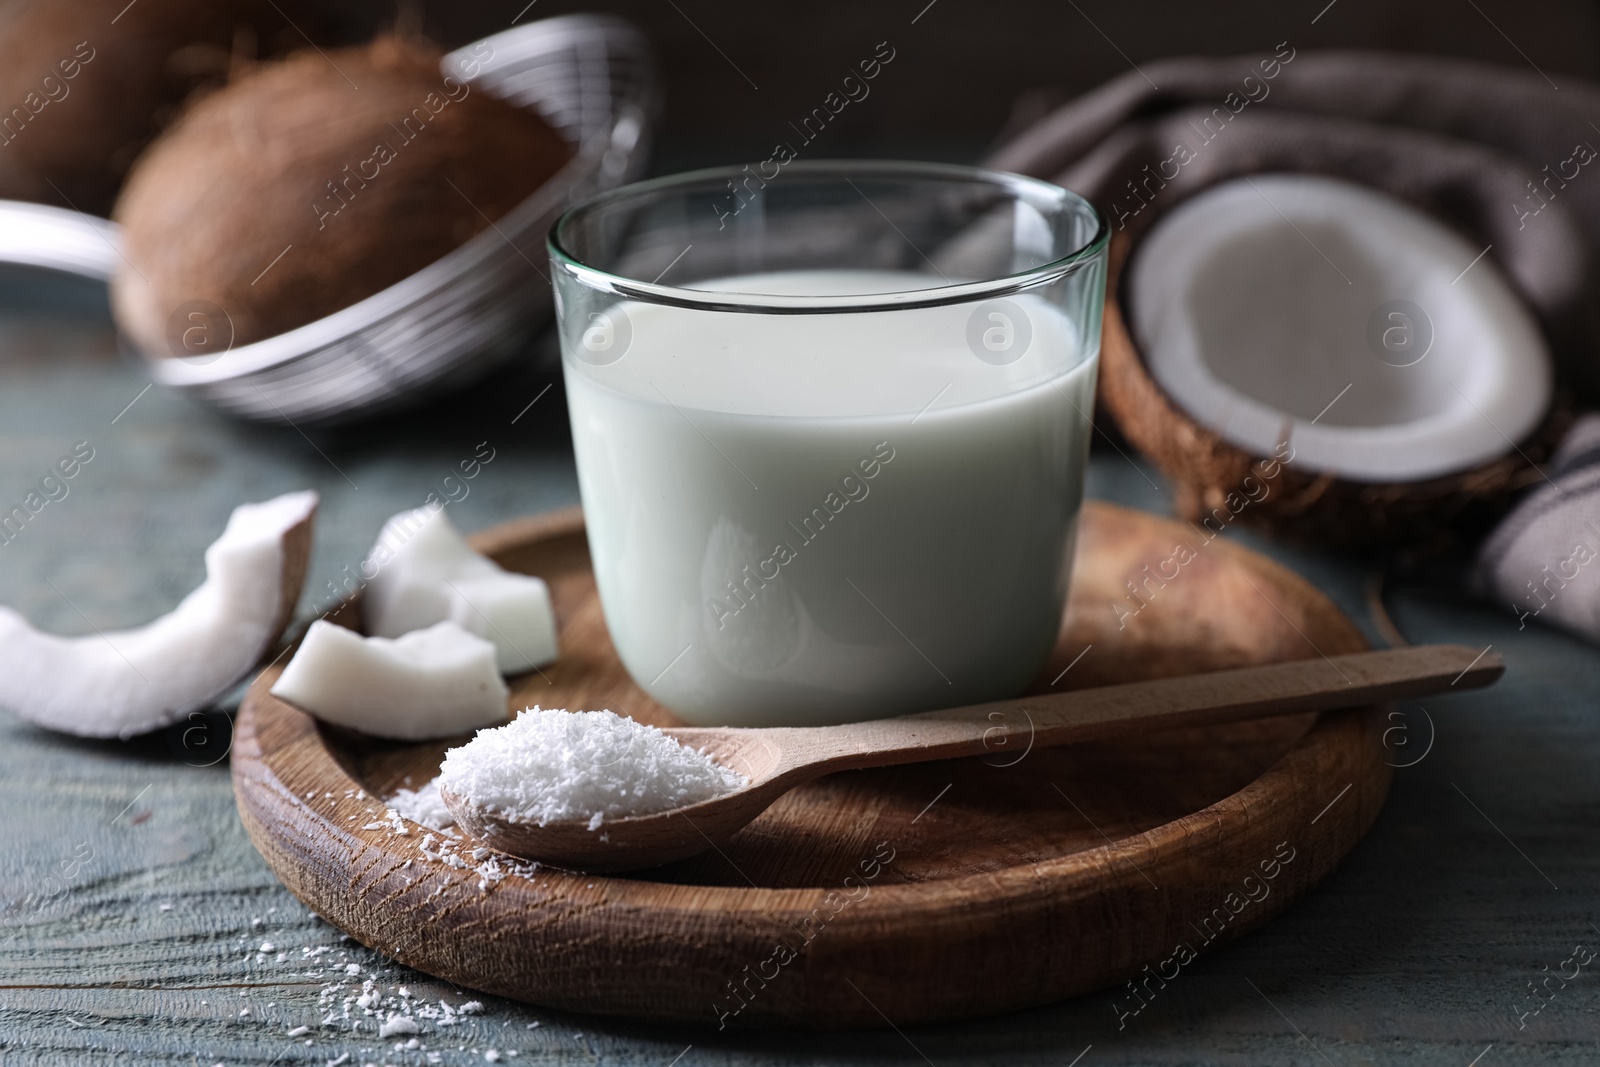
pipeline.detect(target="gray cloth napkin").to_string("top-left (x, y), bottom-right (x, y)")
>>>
top-left (1475, 413), bottom-right (1600, 640)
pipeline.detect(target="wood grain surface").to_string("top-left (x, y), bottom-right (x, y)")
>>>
top-left (232, 502), bottom-right (1392, 1028)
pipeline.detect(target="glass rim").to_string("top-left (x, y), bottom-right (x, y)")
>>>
top-left (547, 159), bottom-right (1109, 315)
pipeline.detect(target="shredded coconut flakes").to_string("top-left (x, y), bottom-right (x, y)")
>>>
top-left (387, 779), bottom-right (456, 831)
top-left (438, 706), bottom-right (746, 828)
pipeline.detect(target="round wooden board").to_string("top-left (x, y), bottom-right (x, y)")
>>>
top-left (232, 502), bottom-right (1389, 1029)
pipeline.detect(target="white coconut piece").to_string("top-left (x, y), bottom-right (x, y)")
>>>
top-left (0, 490), bottom-right (317, 739)
top-left (362, 506), bottom-right (558, 674)
top-left (361, 506), bottom-right (494, 636)
top-left (445, 571), bottom-right (558, 673)
top-left (271, 620), bottom-right (509, 740)
top-left (1128, 174), bottom-right (1552, 483)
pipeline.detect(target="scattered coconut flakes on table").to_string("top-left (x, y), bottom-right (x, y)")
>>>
top-left (438, 707), bottom-right (747, 830)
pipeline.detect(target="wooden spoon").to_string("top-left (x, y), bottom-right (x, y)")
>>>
top-left (441, 643), bottom-right (1500, 872)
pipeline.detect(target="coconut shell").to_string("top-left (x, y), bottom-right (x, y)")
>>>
top-left (110, 35), bottom-right (572, 354)
top-left (1098, 232), bottom-right (1571, 549)
top-left (0, 0), bottom-right (318, 215)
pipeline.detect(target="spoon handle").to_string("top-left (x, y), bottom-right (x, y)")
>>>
top-left (798, 644), bottom-right (1501, 773)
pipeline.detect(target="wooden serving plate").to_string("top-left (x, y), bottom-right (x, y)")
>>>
top-left (232, 502), bottom-right (1388, 1029)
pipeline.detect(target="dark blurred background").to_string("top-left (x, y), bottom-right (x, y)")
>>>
top-left (321, 0), bottom-right (1600, 167)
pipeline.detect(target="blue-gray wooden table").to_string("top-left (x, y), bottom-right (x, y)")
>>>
top-left (0, 260), bottom-right (1594, 1065)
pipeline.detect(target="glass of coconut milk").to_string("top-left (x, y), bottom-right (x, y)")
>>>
top-left (549, 161), bottom-right (1106, 726)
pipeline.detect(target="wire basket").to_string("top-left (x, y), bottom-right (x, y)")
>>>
top-left (0, 15), bottom-right (659, 426)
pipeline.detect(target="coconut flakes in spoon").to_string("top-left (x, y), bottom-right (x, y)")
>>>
top-left (438, 707), bottom-right (747, 831)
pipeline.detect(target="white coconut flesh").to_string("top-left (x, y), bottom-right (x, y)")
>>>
top-left (362, 506), bottom-right (557, 675)
top-left (0, 490), bottom-right (317, 739)
top-left (270, 620), bottom-right (509, 740)
top-left (1128, 174), bottom-right (1553, 483)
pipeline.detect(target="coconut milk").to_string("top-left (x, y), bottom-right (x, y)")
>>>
top-left (562, 270), bottom-right (1097, 726)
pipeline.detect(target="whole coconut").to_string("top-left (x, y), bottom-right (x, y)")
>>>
top-left (111, 35), bottom-right (572, 355)
top-left (0, 0), bottom-right (318, 215)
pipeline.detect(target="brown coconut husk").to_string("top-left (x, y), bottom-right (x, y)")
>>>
top-left (111, 35), bottom-right (572, 354)
top-left (1098, 231), bottom-right (1572, 549)
top-left (0, 0), bottom-right (320, 215)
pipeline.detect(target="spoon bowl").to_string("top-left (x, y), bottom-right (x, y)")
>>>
top-left (441, 643), bottom-right (1502, 872)
top-left (443, 728), bottom-right (798, 870)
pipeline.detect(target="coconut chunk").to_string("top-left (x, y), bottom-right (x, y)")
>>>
top-left (271, 620), bottom-right (509, 740)
top-left (362, 506), bottom-right (558, 674)
top-left (0, 490), bottom-right (317, 739)
top-left (445, 572), bottom-right (558, 674)
top-left (1128, 174), bottom-right (1552, 483)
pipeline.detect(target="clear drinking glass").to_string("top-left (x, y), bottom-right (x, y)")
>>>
top-left (549, 160), bottom-right (1107, 726)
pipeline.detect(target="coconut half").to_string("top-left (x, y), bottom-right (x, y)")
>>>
top-left (0, 490), bottom-right (316, 738)
top-left (1107, 173), bottom-right (1559, 544)
top-left (362, 506), bottom-right (557, 675)
top-left (270, 620), bottom-right (509, 740)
